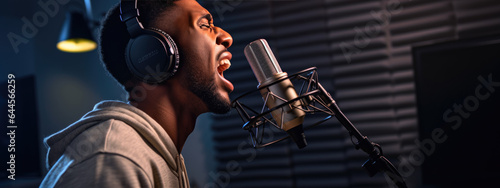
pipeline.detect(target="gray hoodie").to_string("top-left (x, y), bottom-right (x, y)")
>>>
top-left (40, 101), bottom-right (190, 187)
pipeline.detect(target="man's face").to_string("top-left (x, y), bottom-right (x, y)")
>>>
top-left (156, 0), bottom-right (234, 114)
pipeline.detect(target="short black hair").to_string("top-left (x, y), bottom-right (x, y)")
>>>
top-left (99, 0), bottom-right (176, 89)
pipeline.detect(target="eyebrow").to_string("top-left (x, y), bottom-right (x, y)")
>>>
top-left (200, 13), bottom-right (213, 23)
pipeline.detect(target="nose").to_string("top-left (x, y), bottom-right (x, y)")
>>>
top-left (216, 27), bottom-right (233, 48)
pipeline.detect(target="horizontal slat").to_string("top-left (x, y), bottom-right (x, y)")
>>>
top-left (326, 0), bottom-right (380, 16)
top-left (391, 26), bottom-right (456, 46)
top-left (391, 1), bottom-right (452, 22)
top-left (390, 12), bottom-right (455, 35)
top-left (331, 48), bottom-right (389, 67)
top-left (335, 72), bottom-right (392, 89)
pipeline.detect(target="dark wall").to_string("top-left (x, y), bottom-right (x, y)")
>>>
top-left (200, 0), bottom-right (500, 188)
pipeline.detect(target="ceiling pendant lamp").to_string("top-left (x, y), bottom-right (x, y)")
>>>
top-left (57, 11), bottom-right (97, 53)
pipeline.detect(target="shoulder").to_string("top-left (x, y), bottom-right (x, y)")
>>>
top-left (67, 119), bottom-right (165, 166)
top-left (45, 119), bottom-right (179, 187)
top-left (42, 153), bottom-right (154, 187)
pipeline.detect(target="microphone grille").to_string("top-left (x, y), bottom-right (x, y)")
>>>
top-left (244, 39), bottom-right (283, 84)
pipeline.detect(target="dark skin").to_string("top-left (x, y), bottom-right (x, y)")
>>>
top-left (130, 0), bottom-right (233, 153)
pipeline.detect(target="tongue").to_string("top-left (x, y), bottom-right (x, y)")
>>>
top-left (219, 73), bottom-right (234, 92)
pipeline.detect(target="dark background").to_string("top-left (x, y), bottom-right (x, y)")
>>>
top-left (1, 0), bottom-right (500, 187)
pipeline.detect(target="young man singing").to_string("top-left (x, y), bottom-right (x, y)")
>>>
top-left (40, 0), bottom-right (234, 187)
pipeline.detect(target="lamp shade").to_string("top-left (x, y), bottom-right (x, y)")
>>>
top-left (57, 11), bottom-right (96, 53)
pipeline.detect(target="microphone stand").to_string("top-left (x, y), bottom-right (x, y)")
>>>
top-left (316, 84), bottom-right (408, 188)
top-left (232, 67), bottom-right (408, 188)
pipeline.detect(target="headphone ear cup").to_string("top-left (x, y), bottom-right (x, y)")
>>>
top-left (150, 27), bottom-right (180, 77)
top-left (124, 28), bottom-right (179, 84)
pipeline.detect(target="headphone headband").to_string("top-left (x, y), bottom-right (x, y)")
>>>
top-left (120, 0), bottom-right (143, 37)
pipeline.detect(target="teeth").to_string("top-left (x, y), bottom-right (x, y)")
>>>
top-left (218, 59), bottom-right (231, 73)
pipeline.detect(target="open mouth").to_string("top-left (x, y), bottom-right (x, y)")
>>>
top-left (218, 59), bottom-right (231, 77)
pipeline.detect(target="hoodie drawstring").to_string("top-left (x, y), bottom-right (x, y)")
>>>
top-left (177, 155), bottom-right (189, 188)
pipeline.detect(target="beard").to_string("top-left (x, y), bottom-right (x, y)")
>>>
top-left (182, 52), bottom-right (232, 114)
top-left (187, 74), bottom-right (231, 114)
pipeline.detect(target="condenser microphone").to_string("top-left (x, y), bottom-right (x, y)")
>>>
top-left (244, 39), bottom-right (307, 149)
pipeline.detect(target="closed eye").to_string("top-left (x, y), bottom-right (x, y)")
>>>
top-left (200, 23), bottom-right (212, 29)
top-left (198, 14), bottom-right (214, 29)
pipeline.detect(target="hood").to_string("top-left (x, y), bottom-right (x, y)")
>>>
top-left (43, 100), bottom-right (180, 170)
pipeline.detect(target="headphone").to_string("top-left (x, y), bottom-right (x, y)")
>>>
top-left (119, 0), bottom-right (179, 84)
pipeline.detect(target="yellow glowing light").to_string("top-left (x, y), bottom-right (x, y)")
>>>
top-left (57, 38), bottom-right (97, 53)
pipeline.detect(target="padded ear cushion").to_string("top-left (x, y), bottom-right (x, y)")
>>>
top-left (124, 28), bottom-right (179, 84)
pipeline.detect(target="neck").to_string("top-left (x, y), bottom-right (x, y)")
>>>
top-left (130, 82), bottom-right (207, 153)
